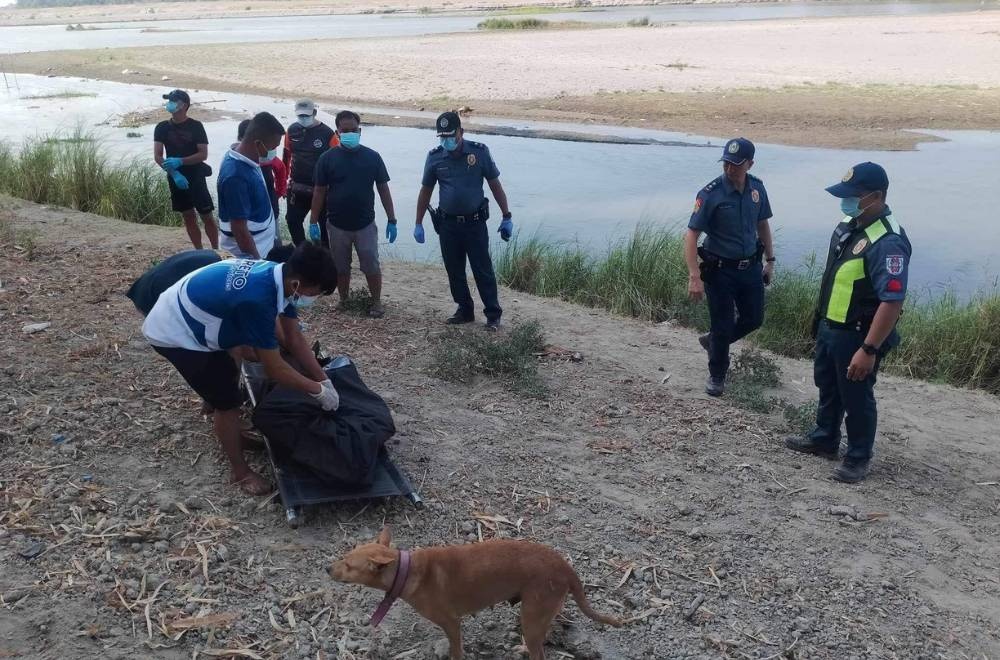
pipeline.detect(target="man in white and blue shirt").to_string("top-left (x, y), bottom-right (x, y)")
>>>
top-left (142, 243), bottom-right (338, 495)
top-left (217, 112), bottom-right (283, 259)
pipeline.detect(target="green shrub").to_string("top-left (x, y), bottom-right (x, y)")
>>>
top-left (0, 130), bottom-right (178, 227)
top-left (430, 321), bottom-right (547, 396)
top-left (477, 17), bottom-right (550, 30)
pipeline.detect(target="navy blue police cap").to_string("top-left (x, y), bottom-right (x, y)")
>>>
top-left (825, 162), bottom-right (889, 198)
top-left (720, 137), bottom-right (755, 164)
top-left (436, 111), bottom-right (461, 137)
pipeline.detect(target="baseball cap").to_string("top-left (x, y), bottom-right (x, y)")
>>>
top-left (825, 162), bottom-right (889, 198)
top-left (720, 137), bottom-right (755, 164)
top-left (162, 89), bottom-right (190, 105)
top-left (435, 111), bottom-right (461, 137)
top-left (294, 99), bottom-right (316, 116)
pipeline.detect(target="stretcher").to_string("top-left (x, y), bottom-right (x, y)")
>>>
top-left (240, 355), bottom-right (423, 528)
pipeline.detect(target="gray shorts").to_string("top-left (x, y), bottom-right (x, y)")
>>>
top-left (328, 221), bottom-right (381, 276)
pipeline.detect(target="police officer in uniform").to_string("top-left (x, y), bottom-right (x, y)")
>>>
top-left (414, 112), bottom-right (514, 330)
top-left (282, 99), bottom-right (338, 246)
top-left (786, 163), bottom-right (911, 483)
top-left (685, 137), bottom-right (775, 396)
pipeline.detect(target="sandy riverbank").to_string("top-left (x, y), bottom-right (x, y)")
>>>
top-left (10, 11), bottom-right (1000, 149)
top-left (0, 0), bottom-right (748, 26)
top-left (2, 196), bottom-right (999, 657)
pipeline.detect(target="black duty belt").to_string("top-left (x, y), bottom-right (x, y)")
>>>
top-left (701, 251), bottom-right (760, 270)
top-left (440, 210), bottom-right (487, 223)
top-left (822, 318), bottom-right (872, 333)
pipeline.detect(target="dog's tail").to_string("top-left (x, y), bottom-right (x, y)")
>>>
top-left (568, 571), bottom-right (625, 627)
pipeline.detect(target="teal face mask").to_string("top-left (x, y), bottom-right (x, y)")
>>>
top-left (165, 101), bottom-right (179, 113)
top-left (840, 197), bottom-right (862, 218)
top-left (293, 294), bottom-right (318, 309)
top-left (440, 137), bottom-right (458, 152)
top-left (339, 132), bottom-right (361, 149)
top-left (297, 115), bottom-right (314, 128)
top-left (259, 148), bottom-right (278, 163)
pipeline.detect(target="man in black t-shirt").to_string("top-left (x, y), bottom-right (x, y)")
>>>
top-left (310, 110), bottom-right (397, 318)
top-left (153, 89), bottom-right (219, 250)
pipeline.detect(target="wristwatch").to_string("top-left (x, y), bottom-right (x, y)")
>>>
top-left (861, 343), bottom-right (878, 356)
top-left (766, 257), bottom-right (776, 263)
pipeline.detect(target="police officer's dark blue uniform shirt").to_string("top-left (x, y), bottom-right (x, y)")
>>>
top-left (422, 141), bottom-right (500, 215)
top-left (689, 174), bottom-right (772, 259)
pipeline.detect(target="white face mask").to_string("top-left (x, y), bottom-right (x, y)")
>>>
top-left (293, 294), bottom-right (318, 308)
top-left (297, 115), bottom-right (314, 128)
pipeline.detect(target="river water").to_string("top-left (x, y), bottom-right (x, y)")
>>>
top-left (2, 74), bottom-right (998, 295)
top-left (3, 1), bottom-right (997, 53)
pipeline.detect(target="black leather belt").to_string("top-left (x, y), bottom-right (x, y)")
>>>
top-left (703, 253), bottom-right (759, 270)
top-left (822, 319), bottom-right (872, 333)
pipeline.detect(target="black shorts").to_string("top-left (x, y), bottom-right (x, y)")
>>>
top-left (168, 174), bottom-right (215, 214)
top-left (152, 346), bottom-right (242, 411)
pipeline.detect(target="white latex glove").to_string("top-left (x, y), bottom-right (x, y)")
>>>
top-left (310, 379), bottom-right (340, 411)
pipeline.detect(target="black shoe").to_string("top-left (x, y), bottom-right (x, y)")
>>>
top-left (698, 333), bottom-right (710, 351)
top-left (832, 459), bottom-right (870, 483)
top-left (705, 375), bottom-right (724, 397)
top-left (485, 319), bottom-right (501, 332)
top-left (446, 312), bottom-right (474, 325)
top-left (784, 435), bottom-right (839, 460)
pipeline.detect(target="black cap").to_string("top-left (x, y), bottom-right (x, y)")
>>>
top-left (162, 89), bottom-right (190, 105)
top-left (435, 111), bottom-right (461, 137)
top-left (825, 162), bottom-right (889, 198)
top-left (720, 137), bottom-right (755, 164)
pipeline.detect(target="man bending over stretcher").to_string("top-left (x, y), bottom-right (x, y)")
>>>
top-left (140, 243), bottom-right (339, 495)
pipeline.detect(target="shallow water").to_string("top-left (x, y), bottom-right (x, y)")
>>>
top-left (4, 1), bottom-right (997, 53)
top-left (2, 74), bottom-right (998, 295)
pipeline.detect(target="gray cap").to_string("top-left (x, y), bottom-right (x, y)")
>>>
top-left (294, 99), bottom-right (316, 115)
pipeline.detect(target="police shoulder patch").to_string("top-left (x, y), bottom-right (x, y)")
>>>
top-left (693, 197), bottom-right (703, 214)
top-left (886, 255), bottom-right (905, 275)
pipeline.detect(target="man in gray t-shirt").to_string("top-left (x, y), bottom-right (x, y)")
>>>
top-left (310, 110), bottom-right (397, 318)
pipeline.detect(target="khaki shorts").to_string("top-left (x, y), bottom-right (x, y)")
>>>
top-left (328, 221), bottom-right (381, 276)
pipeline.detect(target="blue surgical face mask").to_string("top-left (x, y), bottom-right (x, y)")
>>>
top-left (259, 148), bottom-right (278, 163)
top-left (297, 115), bottom-right (314, 128)
top-left (293, 294), bottom-right (318, 309)
top-left (165, 100), bottom-right (179, 113)
top-left (339, 132), bottom-right (361, 149)
top-left (440, 136), bottom-right (459, 152)
top-left (840, 195), bottom-right (875, 219)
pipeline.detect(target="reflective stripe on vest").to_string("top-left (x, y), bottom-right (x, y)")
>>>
top-left (824, 217), bottom-right (893, 323)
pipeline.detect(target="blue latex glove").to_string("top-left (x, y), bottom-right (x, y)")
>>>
top-left (162, 157), bottom-right (183, 171)
top-left (413, 224), bottom-right (425, 244)
top-left (170, 169), bottom-right (189, 190)
top-left (308, 222), bottom-right (321, 242)
top-left (386, 221), bottom-right (398, 244)
top-left (499, 217), bottom-right (513, 242)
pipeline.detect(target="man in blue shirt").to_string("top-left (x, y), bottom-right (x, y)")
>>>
top-left (310, 110), bottom-right (397, 318)
top-left (414, 112), bottom-right (514, 331)
top-left (785, 163), bottom-right (911, 483)
top-left (142, 243), bottom-right (339, 495)
top-left (217, 112), bottom-right (283, 260)
top-left (684, 138), bottom-right (776, 396)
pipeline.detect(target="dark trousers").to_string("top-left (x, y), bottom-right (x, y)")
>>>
top-left (703, 262), bottom-right (765, 378)
top-left (808, 322), bottom-right (882, 461)
top-left (286, 195), bottom-right (328, 246)
top-left (439, 217), bottom-right (501, 321)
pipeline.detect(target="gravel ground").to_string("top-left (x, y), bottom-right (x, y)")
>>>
top-left (1, 198), bottom-right (999, 659)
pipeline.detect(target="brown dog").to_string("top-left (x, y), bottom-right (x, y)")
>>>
top-left (329, 526), bottom-right (623, 659)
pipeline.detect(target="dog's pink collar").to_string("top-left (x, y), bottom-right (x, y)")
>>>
top-left (370, 549), bottom-right (411, 627)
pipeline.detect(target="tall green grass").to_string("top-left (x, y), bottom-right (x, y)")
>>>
top-left (0, 130), bottom-right (178, 227)
top-left (496, 226), bottom-right (1000, 395)
top-left (478, 17), bottom-right (551, 29)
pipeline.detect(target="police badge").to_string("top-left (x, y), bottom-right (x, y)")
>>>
top-left (466, 154), bottom-right (477, 167)
top-left (751, 189), bottom-right (760, 204)
top-left (313, 139), bottom-right (323, 149)
top-left (886, 255), bottom-right (905, 275)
